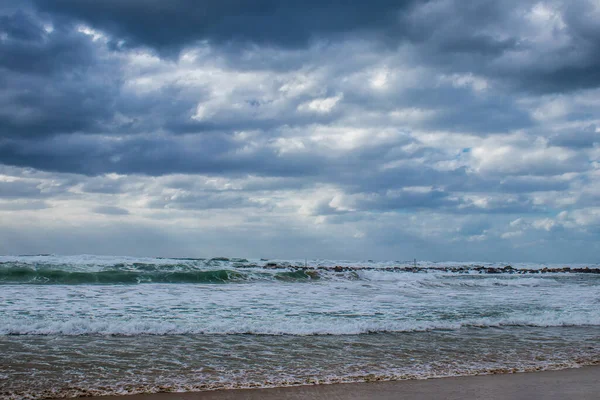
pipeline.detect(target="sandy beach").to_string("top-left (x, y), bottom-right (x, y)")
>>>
top-left (70, 366), bottom-right (599, 400)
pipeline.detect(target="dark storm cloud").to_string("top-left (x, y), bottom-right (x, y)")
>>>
top-left (401, 0), bottom-right (520, 55)
top-left (0, 133), bottom-right (327, 177)
top-left (0, 11), bottom-right (95, 74)
top-left (401, 0), bottom-right (600, 94)
top-left (0, 10), bottom-right (44, 42)
top-left (33, 0), bottom-right (423, 52)
top-left (32, 0), bottom-right (600, 93)
top-left (522, 1), bottom-right (600, 93)
top-left (0, 72), bottom-right (119, 138)
top-left (0, 9), bottom-right (120, 139)
top-left (31, 0), bottom-right (520, 62)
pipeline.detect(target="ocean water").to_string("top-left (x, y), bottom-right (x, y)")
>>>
top-left (0, 255), bottom-right (599, 399)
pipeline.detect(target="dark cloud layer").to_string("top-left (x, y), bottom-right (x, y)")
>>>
top-left (0, 133), bottom-right (328, 177)
top-left (0, 10), bottom-right (120, 139)
top-left (34, 0), bottom-right (423, 51)
top-left (1, 0), bottom-right (599, 261)
top-left (32, 0), bottom-right (600, 94)
top-left (0, 11), bottom-right (94, 74)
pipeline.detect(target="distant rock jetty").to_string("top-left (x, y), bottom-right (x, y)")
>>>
top-left (254, 263), bottom-right (599, 274)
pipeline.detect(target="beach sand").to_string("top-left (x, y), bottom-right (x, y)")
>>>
top-left (67, 366), bottom-right (599, 400)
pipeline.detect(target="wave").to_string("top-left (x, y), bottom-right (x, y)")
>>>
top-left (0, 264), bottom-right (600, 288)
top-left (0, 267), bottom-right (253, 284)
top-left (1, 262), bottom-right (599, 284)
top-left (2, 314), bottom-right (599, 336)
top-left (0, 266), bottom-right (330, 284)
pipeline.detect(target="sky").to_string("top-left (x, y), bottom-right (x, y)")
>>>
top-left (0, 0), bottom-right (599, 262)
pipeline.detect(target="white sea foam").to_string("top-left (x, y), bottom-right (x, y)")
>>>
top-left (1, 314), bottom-right (599, 336)
top-left (1, 270), bottom-right (598, 336)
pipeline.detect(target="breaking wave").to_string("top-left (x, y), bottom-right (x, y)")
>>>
top-left (2, 314), bottom-right (599, 336)
top-left (0, 260), bottom-right (598, 285)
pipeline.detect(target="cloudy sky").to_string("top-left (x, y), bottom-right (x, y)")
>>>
top-left (1, 0), bottom-right (599, 262)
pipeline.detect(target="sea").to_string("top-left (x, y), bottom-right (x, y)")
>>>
top-left (1, 254), bottom-right (599, 399)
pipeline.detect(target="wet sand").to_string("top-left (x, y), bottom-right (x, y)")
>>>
top-left (72, 366), bottom-right (599, 400)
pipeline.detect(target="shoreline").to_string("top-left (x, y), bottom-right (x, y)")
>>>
top-left (56, 365), bottom-right (600, 400)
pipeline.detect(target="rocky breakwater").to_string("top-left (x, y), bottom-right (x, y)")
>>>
top-left (254, 263), bottom-right (600, 275)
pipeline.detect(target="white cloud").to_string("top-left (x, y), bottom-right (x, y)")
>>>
top-left (298, 94), bottom-right (343, 114)
top-left (501, 230), bottom-right (524, 239)
top-left (532, 218), bottom-right (556, 231)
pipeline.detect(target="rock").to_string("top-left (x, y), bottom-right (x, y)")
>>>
top-left (305, 270), bottom-right (320, 279)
